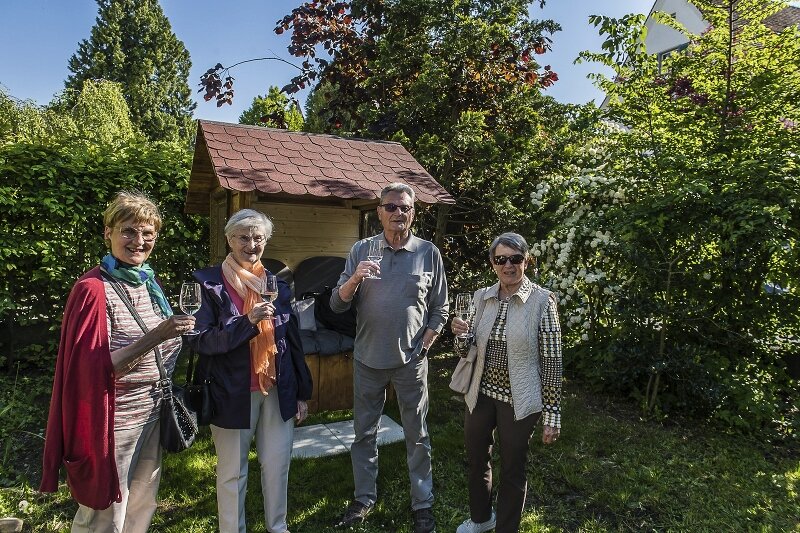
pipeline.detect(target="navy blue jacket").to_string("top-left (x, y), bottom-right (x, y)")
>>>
top-left (190, 265), bottom-right (312, 428)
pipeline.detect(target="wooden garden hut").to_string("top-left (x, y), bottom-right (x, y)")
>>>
top-left (185, 120), bottom-right (454, 412)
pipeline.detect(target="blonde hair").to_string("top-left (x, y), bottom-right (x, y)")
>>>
top-left (103, 191), bottom-right (162, 245)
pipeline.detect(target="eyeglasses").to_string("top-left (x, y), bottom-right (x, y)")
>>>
top-left (379, 203), bottom-right (414, 213)
top-left (118, 227), bottom-right (158, 243)
top-left (234, 235), bottom-right (266, 246)
top-left (493, 254), bottom-right (526, 265)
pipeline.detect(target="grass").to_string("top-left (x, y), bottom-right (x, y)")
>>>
top-left (0, 350), bottom-right (798, 532)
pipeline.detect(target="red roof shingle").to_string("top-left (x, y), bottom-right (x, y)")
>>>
top-left (188, 121), bottom-right (454, 212)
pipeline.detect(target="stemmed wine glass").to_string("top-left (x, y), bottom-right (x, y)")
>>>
top-left (179, 282), bottom-right (202, 335)
top-left (366, 238), bottom-right (383, 279)
top-left (454, 293), bottom-right (475, 339)
top-left (260, 274), bottom-right (279, 320)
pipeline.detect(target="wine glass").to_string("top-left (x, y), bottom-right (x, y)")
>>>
top-left (454, 293), bottom-right (474, 339)
top-left (260, 274), bottom-right (279, 320)
top-left (366, 238), bottom-right (383, 279)
top-left (179, 282), bottom-right (202, 335)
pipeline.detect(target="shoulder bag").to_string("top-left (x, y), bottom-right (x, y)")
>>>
top-left (101, 270), bottom-right (198, 452)
top-left (183, 348), bottom-right (213, 426)
top-left (449, 288), bottom-right (488, 394)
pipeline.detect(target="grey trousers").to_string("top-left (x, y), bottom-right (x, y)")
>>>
top-left (72, 419), bottom-right (162, 533)
top-left (211, 390), bottom-right (294, 533)
top-left (351, 356), bottom-right (433, 510)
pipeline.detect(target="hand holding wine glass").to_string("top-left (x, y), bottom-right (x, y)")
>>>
top-left (454, 293), bottom-right (475, 339)
top-left (260, 274), bottom-right (278, 320)
top-left (365, 238), bottom-right (383, 279)
top-left (179, 282), bottom-right (202, 335)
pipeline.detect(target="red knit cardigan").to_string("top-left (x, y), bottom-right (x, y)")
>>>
top-left (40, 267), bottom-right (121, 509)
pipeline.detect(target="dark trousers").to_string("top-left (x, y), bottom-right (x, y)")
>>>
top-left (464, 393), bottom-right (540, 533)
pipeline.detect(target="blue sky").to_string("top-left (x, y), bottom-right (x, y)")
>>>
top-left (0, 0), bottom-right (655, 123)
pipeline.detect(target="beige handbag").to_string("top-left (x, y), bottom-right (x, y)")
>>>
top-left (449, 344), bottom-right (478, 394)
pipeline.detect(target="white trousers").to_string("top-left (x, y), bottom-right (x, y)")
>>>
top-left (211, 390), bottom-right (295, 533)
top-left (71, 419), bottom-right (162, 533)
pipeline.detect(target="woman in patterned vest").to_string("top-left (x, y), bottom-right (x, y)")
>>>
top-left (451, 232), bottom-right (562, 533)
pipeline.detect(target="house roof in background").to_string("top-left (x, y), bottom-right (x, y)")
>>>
top-left (186, 120), bottom-right (454, 214)
top-left (764, 5), bottom-right (800, 31)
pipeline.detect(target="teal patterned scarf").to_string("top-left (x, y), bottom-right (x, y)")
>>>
top-left (100, 254), bottom-right (173, 318)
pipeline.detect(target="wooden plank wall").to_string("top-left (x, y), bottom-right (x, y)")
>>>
top-left (253, 202), bottom-right (360, 271)
top-left (209, 189), bottom-right (228, 265)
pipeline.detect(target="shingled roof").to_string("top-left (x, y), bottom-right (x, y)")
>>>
top-left (764, 5), bottom-right (800, 32)
top-left (186, 120), bottom-right (454, 215)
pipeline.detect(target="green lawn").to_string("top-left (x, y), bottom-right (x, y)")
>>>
top-left (1, 350), bottom-right (798, 532)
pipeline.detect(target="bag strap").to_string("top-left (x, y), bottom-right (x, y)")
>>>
top-left (100, 268), bottom-right (168, 384)
top-left (471, 287), bottom-right (488, 342)
top-left (184, 348), bottom-right (198, 385)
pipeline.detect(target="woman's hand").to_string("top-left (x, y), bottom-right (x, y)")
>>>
top-left (451, 317), bottom-right (469, 337)
top-left (542, 425), bottom-right (560, 445)
top-left (295, 400), bottom-right (309, 424)
top-left (247, 302), bottom-right (275, 324)
top-left (152, 314), bottom-right (196, 341)
top-left (111, 314), bottom-right (195, 373)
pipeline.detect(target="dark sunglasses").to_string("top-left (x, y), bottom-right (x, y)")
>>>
top-left (493, 254), bottom-right (526, 265)
top-left (379, 203), bottom-right (414, 213)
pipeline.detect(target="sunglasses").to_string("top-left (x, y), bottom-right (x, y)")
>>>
top-left (493, 254), bottom-right (525, 265)
top-left (379, 203), bottom-right (414, 213)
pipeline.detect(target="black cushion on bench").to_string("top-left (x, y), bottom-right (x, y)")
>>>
top-left (293, 256), bottom-right (345, 298)
top-left (299, 327), bottom-right (355, 356)
top-left (263, 258), bottom-right (294, 295)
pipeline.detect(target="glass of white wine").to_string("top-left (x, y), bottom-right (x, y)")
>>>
top-left (260, 274), bottom-right (279, 321)
top-left (179, 282), bottom-right (202, 335)
top-left (454, 293), bottom-right (474, 339)
top-left (366, 238), bottom-right (383, 279)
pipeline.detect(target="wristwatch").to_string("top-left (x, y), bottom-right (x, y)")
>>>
top-left (419, 346), bottom-right (430, 358)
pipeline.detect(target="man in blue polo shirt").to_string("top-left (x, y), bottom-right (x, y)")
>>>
top-left (331, 182), bottom-right (449, 533)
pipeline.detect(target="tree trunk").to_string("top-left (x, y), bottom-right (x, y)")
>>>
top-left (432, 203), bottom-right (452, 250)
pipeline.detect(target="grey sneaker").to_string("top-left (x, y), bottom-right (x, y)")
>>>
top-left (455, 509), bottom-right (496, 533)
top-left (334, 500), bottom-right (374, 528)
top-left (412, 506), bottom-right (436, 533)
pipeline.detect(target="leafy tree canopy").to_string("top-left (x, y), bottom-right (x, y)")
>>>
top-left (270, 0), bottom-right (574, 290)
top-left (65, 0), bottom-right (196, 142)
top-left (536, 0), bottom-right (799, 435)
top-left (239, 85), bottom-right (304, 131)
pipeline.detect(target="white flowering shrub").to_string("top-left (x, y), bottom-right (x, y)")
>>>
top-left (532, 131), bottom-right (629, 349)
top-left (543, 1), bottom-right (800, 437)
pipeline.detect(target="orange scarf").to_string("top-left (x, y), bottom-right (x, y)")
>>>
top-left (222, 254), bottom-right (277, 394)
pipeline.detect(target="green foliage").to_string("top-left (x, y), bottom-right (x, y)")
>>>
top-left (238, 86), bottom-right (304, 131)
top-left (277, 0), bottom-right (574, 292)
top-left (65, 0), bottom-right (196, 142)
top-left (0, 82), bottom-right (206, 372)
top-left (538, 0), bottom-right (800, 435)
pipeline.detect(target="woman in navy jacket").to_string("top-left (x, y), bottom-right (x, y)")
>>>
top-left (191, 209), bottom-right (312, 533)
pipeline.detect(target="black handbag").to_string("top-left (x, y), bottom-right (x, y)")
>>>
top-left (101, 269), bottom-right (198, 452)
top-left (182, 348), bottom-right (213, 426)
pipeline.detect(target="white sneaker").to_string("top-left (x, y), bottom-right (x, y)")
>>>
top-left (455, 510), bottom-right (496, 533)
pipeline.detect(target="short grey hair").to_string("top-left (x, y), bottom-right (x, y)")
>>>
top-left (224, 209), bottom-right (273, 240)
top-left (488, 232), bottom-right (529, 261)
top-left (380, 182), bottom-right (415, 203)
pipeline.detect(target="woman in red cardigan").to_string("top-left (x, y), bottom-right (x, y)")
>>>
top-left (40, 191), bottom-right (196, 533)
